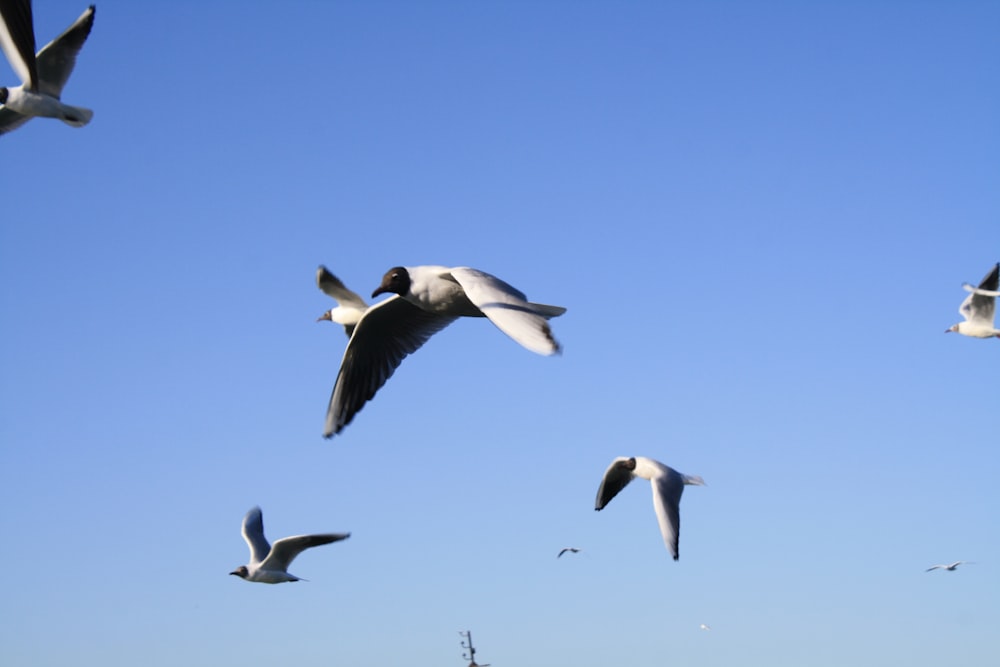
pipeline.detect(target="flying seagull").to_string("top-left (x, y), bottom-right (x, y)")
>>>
top-left (0, 2), bottom-right (95, 135)
top-left (557, 547), bottom-right (581, 558)
top-left (595, 456), bottom-right (705, 561)
top-left (229, 506), bottom-right (350, 584)
top-left (946, 263), bottom-right (999, 338)
top-left (699, 624), bottom-right (712, 631)
top-left (925, 561), bottom-right (973, 572)
top-left (315, 266), bottom-right (369, 337)
top-left (323, 265), bottom-right (565, 438)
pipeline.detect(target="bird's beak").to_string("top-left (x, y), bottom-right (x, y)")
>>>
top-left (229, 570), bottom-right (241, 576)
top-left (944, 328), bottom-right (952, 333)
top-left (371, 286), bottom-right (387, 298)
top-left (316, 311), bottom-right (333, 323)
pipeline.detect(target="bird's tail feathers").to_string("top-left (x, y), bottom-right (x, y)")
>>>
top-left (59, 105), bottom-right (93, 127)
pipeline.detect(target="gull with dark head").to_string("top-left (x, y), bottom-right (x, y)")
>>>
top-left (0, 2), bottom-right (95, 135)
top-left (947, 263), bottom-right (999, 338)
top-left (595, 456), bottom-right (705, 561)
top-left (229, 506), bottom-right (350, 584)
top-left (322, 265), bottom-right (565, 438)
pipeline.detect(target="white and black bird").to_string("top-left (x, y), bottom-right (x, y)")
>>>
top-left (323, 265), bottom-right (566, 438)
top-left (0, 1), bottom-right (95, 135)
top-left (595, 456), bottom-right (705, 561)
top-left (315, 266), bottom-right (369, 337)
top-left (229, 506), bottom-right (350, 584)
top-left (947, 263), bottom-right (999, 338)
top-left (925, 561), bottom-right (973, 573)
top-left (557, 547), bottom-right (581, 558)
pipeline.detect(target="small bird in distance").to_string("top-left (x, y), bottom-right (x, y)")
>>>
top-left (925, 561), bottom-right (973, 572)
top-left (557, 547), bottom-right (581, 558)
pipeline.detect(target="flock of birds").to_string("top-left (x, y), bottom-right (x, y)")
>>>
top-left (3, 2), bottom-right (994, 588)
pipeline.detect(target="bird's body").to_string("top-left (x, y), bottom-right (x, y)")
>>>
top-left (925, 561), bottom-right (972, 572)
top-left (0, 2), bottom-right (95, 135)
top-left (230, 506), bottom-right (350, 584)
top-left (947, 263), bottom-right (1000, 338)
top-left (595, 456), bottom-right (704, 561)
top-left (315, 266), bottom-right (369, 337)
top-left (322, 265), bottom-right (565, 438)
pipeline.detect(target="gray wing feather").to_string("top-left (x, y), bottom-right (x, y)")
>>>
top-left (595, 458), bottom-right (636, 510)
top-left (450, 267), bottom-right (564, 355)
top-left (316, 265), bottom-right (368, 310)
top-left (324, 296), bottom-right (455, 437)
top-left (0, 0), bottom-right (37, 88)
top-left (241, 507), bottom-right (272, 565)
top-left (651, 470), bottom-right (685, 560)
top-left (263, 533), bottom-right (351, 571)
top-left (963, 263), bottom-right (999, 325)
top-left (34, 4), bottom-right (94, 98)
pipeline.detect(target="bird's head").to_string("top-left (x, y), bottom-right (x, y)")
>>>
top-left (624, 457), bottom-right (637, 470)
top-left (229, 566), bottom-right (249, 579)
top-left (945, 324), bottom-right (959, 333)
top-left (0, 88), bottom-right (8, 105)
top-left (316, 309), bottom-right (334, 323)
top-left (372, 267), bottom-right (410, 298)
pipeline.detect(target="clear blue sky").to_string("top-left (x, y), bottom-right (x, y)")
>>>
top-left (1, 1), bottom-right (997, 665)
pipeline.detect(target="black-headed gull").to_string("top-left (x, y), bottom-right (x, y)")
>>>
top-left (229, 506), bottom-right (350, 584)
top-left (315, 266), bottom-right (369, 338)
top-left (925, 561), bottom-right (973, 572)
top-left (322, 265), bottom-right (566, 438)
top-left (947, 263), bottom-right (999, 338)
top-left (557, 547), bottom-right (581, 558)
top-left (0, 2), bottom-right (94, 135)
top-left (595, 456), bottom-right (705, 561)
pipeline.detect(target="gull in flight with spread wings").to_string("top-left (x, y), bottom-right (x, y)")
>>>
top-left (0, 2), bottom-right (95, 135)
top-left (595, 456), bottom-right (705, 561)
top-left (229, 506), bottom-right (350, 584)
top-left (322, 265), bottom-right (565, 438)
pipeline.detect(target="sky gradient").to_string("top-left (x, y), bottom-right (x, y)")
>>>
top-left (1, 1), bottom-right (998, 666)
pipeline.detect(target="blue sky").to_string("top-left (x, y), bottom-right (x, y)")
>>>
top-left (1, 1), bottom-right (997, 665)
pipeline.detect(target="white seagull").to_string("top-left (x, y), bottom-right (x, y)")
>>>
top-left (595, 456), bottom-right (705, 561)
top-left (925, 561), bottom-right (973, 572)
top-left (947, 263), bottom-right (999, 338)
top-left (315, 265), bottom-right (369, 337)
top-left (229, 506), bottom-right (350, 584)
top-left (0, 2), bottom-right (95, 135)
top-left (323, 265), bottom-right (566, 438)
top-left (699, 624), bottom-right (712, 631)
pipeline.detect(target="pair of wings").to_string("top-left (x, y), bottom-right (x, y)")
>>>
top-left (0, 2), bottom-right (94, 133)
top-left (241, 507), bottom-right (349, 570)
top-left (595, 458), bottom-right (686, 561)
top-left (322, 267), bottom-right (564, 437)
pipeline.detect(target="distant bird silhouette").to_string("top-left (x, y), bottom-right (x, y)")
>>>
top-left (925, 561), bottom-right (973, 572)
top-left (595, 456), bottom-right (705, 561)
top-left (557, 547), bottom-right (581, 558)
top-left (947, 263), bottom-right (999, 338)
top-left (699, 623), bottom-right (712, 631)
top-left (229, 506), bottom-right (350, 584)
